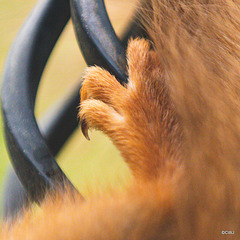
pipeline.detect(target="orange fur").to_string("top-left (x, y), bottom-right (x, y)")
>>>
top-left (1, 0), bottom-right (240, 239)
top-left (80, 39), bottom-right (182, 180)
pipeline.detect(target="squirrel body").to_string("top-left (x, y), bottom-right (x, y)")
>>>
top-left (1, 1), bottom-right (240, 239)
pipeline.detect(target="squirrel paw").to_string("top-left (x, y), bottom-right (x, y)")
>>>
top-left (79, 39), bottom-right (181, 180)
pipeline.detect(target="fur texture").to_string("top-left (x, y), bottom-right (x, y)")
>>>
top-left (1, 0), bottom-right (240, 239)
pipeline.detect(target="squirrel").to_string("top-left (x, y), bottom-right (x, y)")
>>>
top-left (1, 0), bottom-right (240, 239)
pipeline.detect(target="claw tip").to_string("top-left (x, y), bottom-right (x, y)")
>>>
top-left (81, 118), bottom-right (90, 140)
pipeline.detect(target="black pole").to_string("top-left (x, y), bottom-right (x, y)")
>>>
top-left (1, 0), bottom-right (77, 203)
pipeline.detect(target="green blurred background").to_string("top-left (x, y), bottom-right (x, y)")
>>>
top-left (0, 0), bottom-right (138, 212)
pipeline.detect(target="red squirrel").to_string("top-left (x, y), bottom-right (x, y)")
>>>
top-left (1, 0), bottom-right (240, 239)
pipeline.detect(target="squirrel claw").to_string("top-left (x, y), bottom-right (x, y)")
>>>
top-left (80, 118), bottom-right (90, 141)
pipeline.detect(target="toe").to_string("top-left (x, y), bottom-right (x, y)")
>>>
top-left (81, 66), bottom-right (128, 112)
top-left (126, 38), bottom-right (163, 90)
top-left (79, 99), bottom-right (124, 139)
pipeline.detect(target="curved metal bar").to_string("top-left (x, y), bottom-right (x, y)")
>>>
top-left (39, 83), bottom-right (81, 156)
top-left (70, 0), bottom-right (128, 84)
top-left (2, 0), bottom-right (147, 212)
top-left (1, 0), bottom-right (78, 203)
top-left (2, 83), bottom-right (81, 220)
top-left (2, 18), bottom-right (147, 219)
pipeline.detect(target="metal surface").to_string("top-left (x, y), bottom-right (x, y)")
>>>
top-left (1, 0), bottom-right (76, 203)
top-left (70, 0), bottom-right (128, 84)
top-left (2, 83), bottom-right (81, 219)
top-left (39, 83), bottom-right (81, 156)
top-left (1, 0), bottom-right (147, 217)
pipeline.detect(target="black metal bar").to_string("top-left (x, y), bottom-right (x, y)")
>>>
top-left (39, 83), bottom-right (81, 156)
top-left (1, 0), bottom-right (78, 203)
top-left (70, 0), bottom-right (128, 84)
top-left (2, 83), bottom-right (81, 220)
top-left (1, 0), bottom-right (147, 215)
